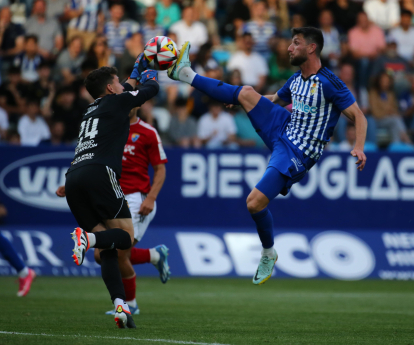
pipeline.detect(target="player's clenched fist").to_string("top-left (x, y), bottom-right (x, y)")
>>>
top-left (139, 196), bottom-right (155, 216)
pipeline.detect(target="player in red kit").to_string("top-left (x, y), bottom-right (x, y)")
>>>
top-left (56, 106), bottom-right (169, 316)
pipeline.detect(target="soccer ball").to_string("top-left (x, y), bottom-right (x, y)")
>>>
top-left (143, 36), bottom-right (178, 71)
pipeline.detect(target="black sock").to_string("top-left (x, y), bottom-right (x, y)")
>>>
top-left (94, 228), bottom-right (131, 250)
top-left (100, 248), bottom-right (126, 302)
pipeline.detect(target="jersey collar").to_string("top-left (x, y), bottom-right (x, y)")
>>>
top-left (301, 67), bottom-right (323, 82)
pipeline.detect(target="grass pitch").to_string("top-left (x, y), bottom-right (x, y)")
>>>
top-left (0, 277), bottom-right (413, 345)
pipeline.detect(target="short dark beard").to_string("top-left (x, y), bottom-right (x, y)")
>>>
top-left (290, 54), bottom-right (308, 66)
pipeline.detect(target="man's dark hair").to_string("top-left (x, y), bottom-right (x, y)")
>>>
top-left (292, 27), bottom-right (324, 56)
top-left (401, 9), bottom-right (413, 17)
top-left (25, 34), bottom-right (38, 43)
top-left (84, 66), bottom-right (118, 99)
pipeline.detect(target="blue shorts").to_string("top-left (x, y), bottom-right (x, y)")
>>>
top-left (248, 96), bottom-right (316, 199)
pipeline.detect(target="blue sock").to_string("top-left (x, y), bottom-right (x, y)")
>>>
top-left (191, 74), bottom-right (241, 105)
top-left (0, 233), bottom-right (25, 272)
top-left (251, 208), bottom-right (274, 249)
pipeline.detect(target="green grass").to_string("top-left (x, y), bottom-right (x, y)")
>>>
top-left (0, 277), bottom-right (413, 345)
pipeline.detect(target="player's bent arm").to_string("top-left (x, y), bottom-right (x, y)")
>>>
top-left (342, 102), bottom-right (368, 171)
top-left (138, 164), bottom-right (166, 216)
top-left (125, 78), bottom-right (137, 89)
top-left (264, 93), bottom-right (290, 107)
top-left (119, 80), bottom-right (160, 109)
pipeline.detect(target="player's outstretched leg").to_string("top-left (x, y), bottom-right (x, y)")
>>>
top-left (248, 168), bottom-right (289, 285)
top-left (0, 233), bottom-right (36, 296)
top-left (168, 42), bottom-right (243, 105)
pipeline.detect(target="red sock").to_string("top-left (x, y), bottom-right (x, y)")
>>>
top-left (130, 248), bottom-right (150, 265)
top-left (122, 275), bottom-right (136, 302)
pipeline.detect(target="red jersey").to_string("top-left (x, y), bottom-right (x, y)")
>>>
top-left (120, 119), bottom-right (168, 195)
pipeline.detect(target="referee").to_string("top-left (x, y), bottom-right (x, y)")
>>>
top-left (62, 55), bottom-right (158, 328)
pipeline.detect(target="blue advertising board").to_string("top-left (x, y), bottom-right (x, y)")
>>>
top-left (1, 226), bottom-right (413, 280)
top-left (0, 147), bottom-right (413, 278)
top-left (0, 146), bottom-right (413, 229)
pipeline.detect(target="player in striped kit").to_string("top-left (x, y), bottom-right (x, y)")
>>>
top-left (168, 27), bottom-right (367, 285)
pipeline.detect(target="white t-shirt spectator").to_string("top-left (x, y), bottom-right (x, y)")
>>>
top-left (169, 20), bottom-right (208, 53)
top-left (363, 0), bottom-right (400, 31)
top-left (18, 115), bottom-right (51, 146)
top-left (227, 52), bottom-right (268, 87)
top-left (0, 107), bottom-right (9, 139)
top-left (198, 111), bottom-right (236, 148)
top-left (389, 27), bottom-right (414, 61)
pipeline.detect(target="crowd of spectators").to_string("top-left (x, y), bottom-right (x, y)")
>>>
top-left (1, 0), bottom-right (414, 151)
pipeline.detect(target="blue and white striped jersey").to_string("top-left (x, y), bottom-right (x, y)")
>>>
top-left (277, 67), bottom-right (355, 160)
top-left (104, 21), bottom-right (139, 55)
top-left (69, 0), bottom-right (101, 32)
top-left (243, 21), bottom-right (276, 57)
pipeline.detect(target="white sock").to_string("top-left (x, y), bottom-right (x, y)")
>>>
top-left (18, 267), bottom-right (29, 278)
top-left (262, 247), bottom-right (275, 258)
top-left (178, 66), bottom-right (197, 85)
top-left (87, 233), bottom-right (96, 248)
top-left (149, 248), bottom-right (160, 265)
top-left (126, 299), bottom-right (137, 308)
top-left (114, 298), bottom-right (130, 313)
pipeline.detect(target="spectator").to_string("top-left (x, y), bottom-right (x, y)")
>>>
top-left (156, 0), bottom-right (181, 30)
top-left (223, 0), bottom-right (252, 39)
top-left (55, 35), bottom-right (85, 84)
top-left (119, 32), bottom-right (143, 80)
top-left (167, 97), bottom-right (200, 148)
top-left (319, 9), bottom-right (341, 69)
top-left (27, 61), bottom-right (53, 103)
top-left (140, 6), bottom-right (166, 46)
top-left (18, 98), bottom-right (51, 145)
top-left (267, 0), bottom-right (289, 32)
top-left (46, 0), bottom-right (67, 19)
top-left (268, 38), bottom-right (297, 83)
top-left (104, 3), bottom-right (139, 58)
top-left (0, 103), bottom-right (8, 140)
top-left (39, 120), bottom-right (65, 145)
top-left (234, 108), bottom-right (265, 147)
top-left (197, 99), bottom-right (237, 148)
top-left (65, 0), bottom-right (103, 50)
top-left (6, 129), bottom-right (20, 145)
top-left (302, 0), bottom-right (332, 28)
top-left (363, 0), bottom-right (400, 31)
top-left (169, 6), bottom-right (208, 55)
top-left (348, 11), bottom-right (386, 88)
top-left (371, 39), bottom-right (410, 94)
top-left (193, 0), bottom-right (218, 37)
top-left (327, 0), bottom-right (360, 33)
top-left (227, 33), bottom-right (268, 92)
top-left (52, 86), bottom-right (87, 142)
top-left (369, 72), bottom-right (410, 143)
top-left (389, 9), bottom-right (414, 62)
top-left (337, 123), bottom-right (356, 151)
top-left (334, 63), bottom-right (377, 144)
top-left (24, 0), bottom-right (63, 58)
top-left (0, 7), bottom-right (24, 61)
top-left (86, 35), bottom-right (115, 68)
top-left (0, 67), bottom-right (26, 122)
top-left (193, 42), bottom-right (219, 76)
top-left (13, 35), bottom-right (44, 82)
top-left (243, 1), bottom-right (276, 59)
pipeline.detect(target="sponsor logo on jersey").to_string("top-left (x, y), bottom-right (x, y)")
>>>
top-left (129, 91), bottom-right (139, 96)
top-left (131, 133), bottom-right (140, 142)
top-left (292, 99), bottom-right (318, 114)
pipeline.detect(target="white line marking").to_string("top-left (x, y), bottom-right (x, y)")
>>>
top-left (0, 331), bottom-right (230, 345)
